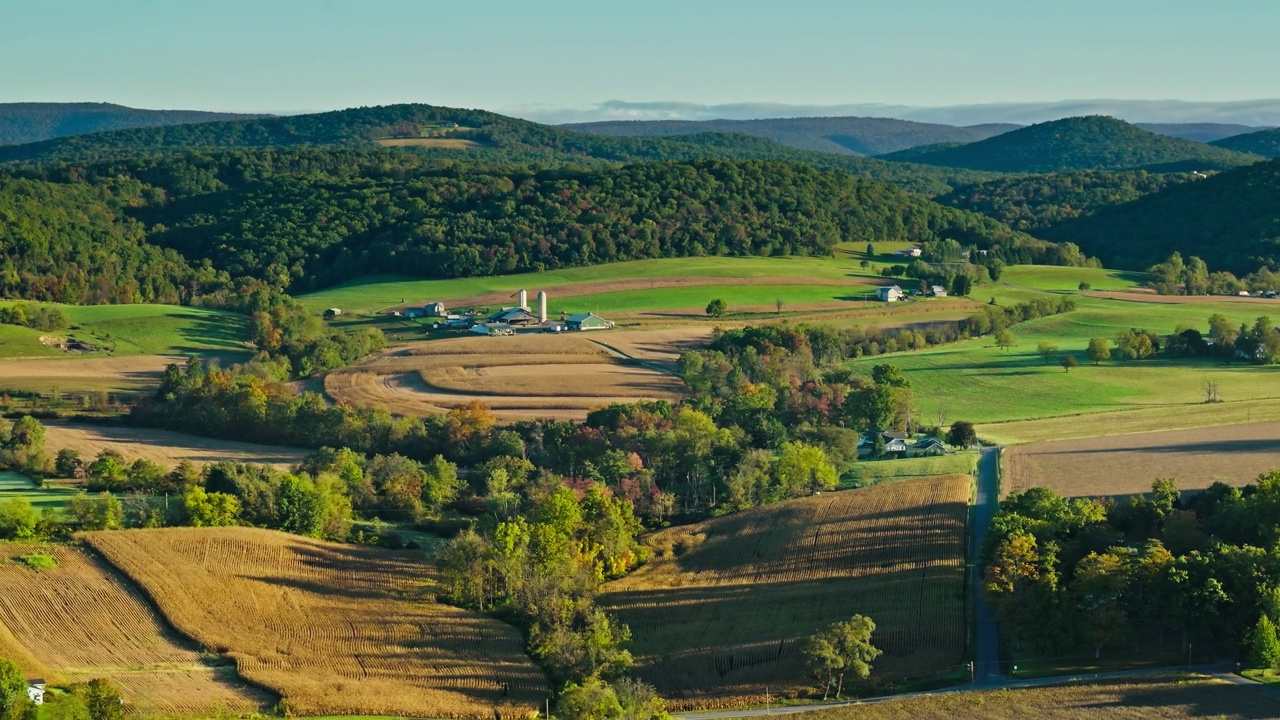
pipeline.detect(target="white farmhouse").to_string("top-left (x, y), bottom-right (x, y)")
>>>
top-left (876, 285), bottom-right (906, 302)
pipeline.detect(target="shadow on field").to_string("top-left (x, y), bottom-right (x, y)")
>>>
top-left (1037, 438), bottom-right (1280, 455)
top-left (1080, 674), bottom-right (1280, 717)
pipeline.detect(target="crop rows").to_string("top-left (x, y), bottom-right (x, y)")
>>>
top-left (602, 475), bottom-right (971, 708)
top-left (83, 527), bottom-right (549, 719)
top-left (0, 544), bottom-right (267, 715)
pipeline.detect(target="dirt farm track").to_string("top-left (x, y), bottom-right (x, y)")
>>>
top-left (1003, 420), bottom-right (1280, 498)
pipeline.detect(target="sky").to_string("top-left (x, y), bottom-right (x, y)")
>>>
top-left (3, 0), bottom-right (1279, 122)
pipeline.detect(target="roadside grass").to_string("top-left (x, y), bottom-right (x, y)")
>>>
top-left (0, 471), bottom-right (78, 512)
top-left (843, 452), bottom-right (978, 486)
top-left (0, 301), bottom-right (248, 358)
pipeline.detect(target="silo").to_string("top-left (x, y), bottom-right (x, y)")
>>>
top-left (517, 288), bottom-right (527, 309)
top-left (537, 291), bottom-right (548, 322)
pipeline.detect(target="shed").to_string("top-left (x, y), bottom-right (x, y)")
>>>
top-left (566, 312), bottom-right (612, 331)
top-left (323, 308), bottom-right (342, 319)
top-left (28, 680), bottom-right (46, 705)
top-left (931, 285), bottom-right (948, 297)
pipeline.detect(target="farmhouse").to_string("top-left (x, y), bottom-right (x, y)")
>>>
top-left (566, 312), bottom-right (613, 331)
top-left (897, 247), bottom-right (923, 258)
top-left (858, 430), bottom-right (908, 457)
top-left (876, 285), bottom-right (906, 302)
top-left (906, 437), bottom-right (948, 457)
top-left (27, 680), bottom-right (45, 705)
top-left (931, 285), bottom-right (948, 297)
top-left (424, 302), bottom-right (446, 316)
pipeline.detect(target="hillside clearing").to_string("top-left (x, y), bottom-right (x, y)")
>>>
top-left (41, 421), bottom-right (309, 470)
top-left (1003, 420), bottom-right (1280, 497)
top-left (0, 301), bottom-right (248, 358)
top-left (602, 475), bottom-right (971, 709)
top-left (795, 673), bottom-right (1280, 719)
top-left (82, 527), bottom-right (549, 719)
top-left (0, 543), bottom-right (268, 715)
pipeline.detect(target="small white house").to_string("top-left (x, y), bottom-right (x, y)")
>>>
top-left (931, 285), bottom-right (948, 297)
top-left (897, 247), bottom-right (922, 258)
top-left (876, 285), bottom-right (906, 302)
top-left (28, 680), bottom-right (46, 705)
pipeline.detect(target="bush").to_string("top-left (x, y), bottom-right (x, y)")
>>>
top-left (17, 552), bottom-right (57, 570)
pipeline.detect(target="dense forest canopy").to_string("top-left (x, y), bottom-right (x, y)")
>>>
top-left (937, 170), bottom-right (1198, 233)
top-left (0, 103), bottom-right (999, 196)
top-left (1212, 128), bottom-right (1280, 158)
top-left (0, 102), bottom-right (264, 146)
top-left (561, 116), bottom-right (1018, 156)
top-left (1043, 158), bottom-right (1280, 275)
top-left (881, 116), bottom-right (1262, 173)
top-left (1131, 123), bottom-right (1268, 143)
top-left (1, 150), bottom-right (1039, 297)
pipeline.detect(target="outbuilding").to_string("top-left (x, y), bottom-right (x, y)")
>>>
top-left (27, 680), bottom-right (46, 705)
top-left (875, 285), bottom-right (906, 302)
top-left (424, 302), bottom-right (446, 317)
top-left (566, 312), bottom-right (612, 331)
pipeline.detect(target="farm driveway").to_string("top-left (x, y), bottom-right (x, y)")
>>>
top-left (973, 447), bottom-right (1001, 684)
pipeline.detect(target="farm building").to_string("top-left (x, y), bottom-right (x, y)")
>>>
top-left (323, 308), bottom-right (341, 319)
top-left (566, 312), bottom-right (612, 331)
top-left (424, 302), bottom-right (446, 316)
top-left (490, 307), bottom-right (541, 326)
top-left (875, 285), bottom-right (906, 302)
top-left (858, 430), bottom-right (908, 457)
top-left (470, 322), bottom-right (514, 336)
top-left (930, 285), bottom-right (948, 297)
top-left (897, 247), bottom-right (922, 258)
top-left (906, 437), bottom-right (948, 457)
top-left (27, 680), bottom-right (45, 705)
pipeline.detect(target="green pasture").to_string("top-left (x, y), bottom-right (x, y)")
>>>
top-left (0, 302), bottom-right (248, 358)
top-left (0, 471), bottom-right (77, 513)
top-left (851, 290), bottom-right (1280, 443)
top-left (843, 452), bottom-right (978, 486)
top-left (295, 254), bottom-right (892, 315)
top-left (1000, 264), bottom-right (1145, 292)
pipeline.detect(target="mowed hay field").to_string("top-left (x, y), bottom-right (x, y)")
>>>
top-left (0, 544), bottom-right (268, 715)
top-left (82, 527), bottom-right (548, 719)
top-left (799, 674), bottom-right (1280, 720)
top-left (0, 354), bottom-right (182, 395)
top-left (1003, 420), bottom-right (1280, 498)
top-left (601, 476), bottom-right (971, 709)
top-left (42, 421), bottom-right (309, 470)
top-left (326, 333), bottom-right (685, 422)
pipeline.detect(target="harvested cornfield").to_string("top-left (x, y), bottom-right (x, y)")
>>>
top-left (326, 333), bottom-right (684, 422)
top-left (42, 420), bottom-right (308, 470)
top-left (1002, 420), bottom-right (1280, 498)
top-left (0, 544), bottom-right (268, 715)
top-left (82, 527), bottom-right (548, 719)
top-left (601, 475), bottom-right (971, 709)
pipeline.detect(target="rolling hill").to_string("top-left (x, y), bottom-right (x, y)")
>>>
top-left (0, 102), bottom-right (264, 146)
top-left (1134, 122), bottom-right (1269, 143)
top-left (560, 116), bottom-right (1017, 156)
top-left (0, 103), bottom-right (997, 196)
top-left (1043, 158), bottom-right (1280, 273)
top-left (878, 116), bottom-right (1262, 172)
top-left (1212, 127), bottom-right (1280, 158)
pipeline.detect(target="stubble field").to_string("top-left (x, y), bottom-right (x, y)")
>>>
top-left (601, 475), bottom-right (971, 709)
top-left (42, 421), bottom-right (309, 470)
top-left (1002, 420), bottom-right (1280, 498)
top-left (0, 544), bottom-right (268, 716)
top-left (82, 527), bottom-right (549, 719)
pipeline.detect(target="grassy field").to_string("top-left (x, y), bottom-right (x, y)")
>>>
top-left (1000, 265), bottom-right (1145, 292)
top-left (0, 471), bottom-right (79, 512)
top-left (844, 453), bottom-right (978, 486)
top-left (797, 673), bottom-right (1280, 719)
top-left (1003, 420), bottom-right (1280, 497)
top-left (83, 527), bottom-right (549, 719)
top-left (0, 301), bottom-right (248, 359)
top-left (0, 543), bottom-right (268, 716)
top-left (601, 475), bottom-right (971, 710)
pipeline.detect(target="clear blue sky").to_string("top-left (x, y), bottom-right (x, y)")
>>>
top-left (3, 0), bottom-right (1276, 114)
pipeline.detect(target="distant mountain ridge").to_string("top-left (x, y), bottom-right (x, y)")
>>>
top-left (0, 102), bottom-right (267, 145)
top-left (560, 117), bottom-right (1017, 156)
top-left (1212, 128), bottom-right (1280, 158)
top-left (878, 116), bottom-right (1261, 172)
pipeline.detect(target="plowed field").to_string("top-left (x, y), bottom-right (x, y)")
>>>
top-left (602, 475), bottom-right (972, 709)
top-left (0, 544), bottom-right (267, 715)
top-left (82, 527), bottom-right (548, 719)
top-left (42, 421), bottom-right (308, 470)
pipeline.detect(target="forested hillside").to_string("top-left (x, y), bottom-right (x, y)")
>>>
top-left (938, 170), bottom-right (1197, 232)
top-left (883, 116), bottom-right (1260, 172)
top-left (561, 116), bottom-right (1017, 156)
top-left (0, 103), bottom-right (997, 196)
top-left (1212, 128), bottom-right (1280, 158)
top-left (1134, 122), bottom-right (1267, 143)
top-left (1043, 158), bottom-right (1280, 273)
top-left (1, 150), bottom-right (1038, 297)
top-left (0, 102), bottom-right (263, 145)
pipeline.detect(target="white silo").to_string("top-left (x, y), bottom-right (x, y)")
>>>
top-left (517, 288), bottom-right (528, 309)
top-left (537, 291), bottom-right (548, 322)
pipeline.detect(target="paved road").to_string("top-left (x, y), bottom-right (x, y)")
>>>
top-left (972, 447), bottom-right (1003, 683)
